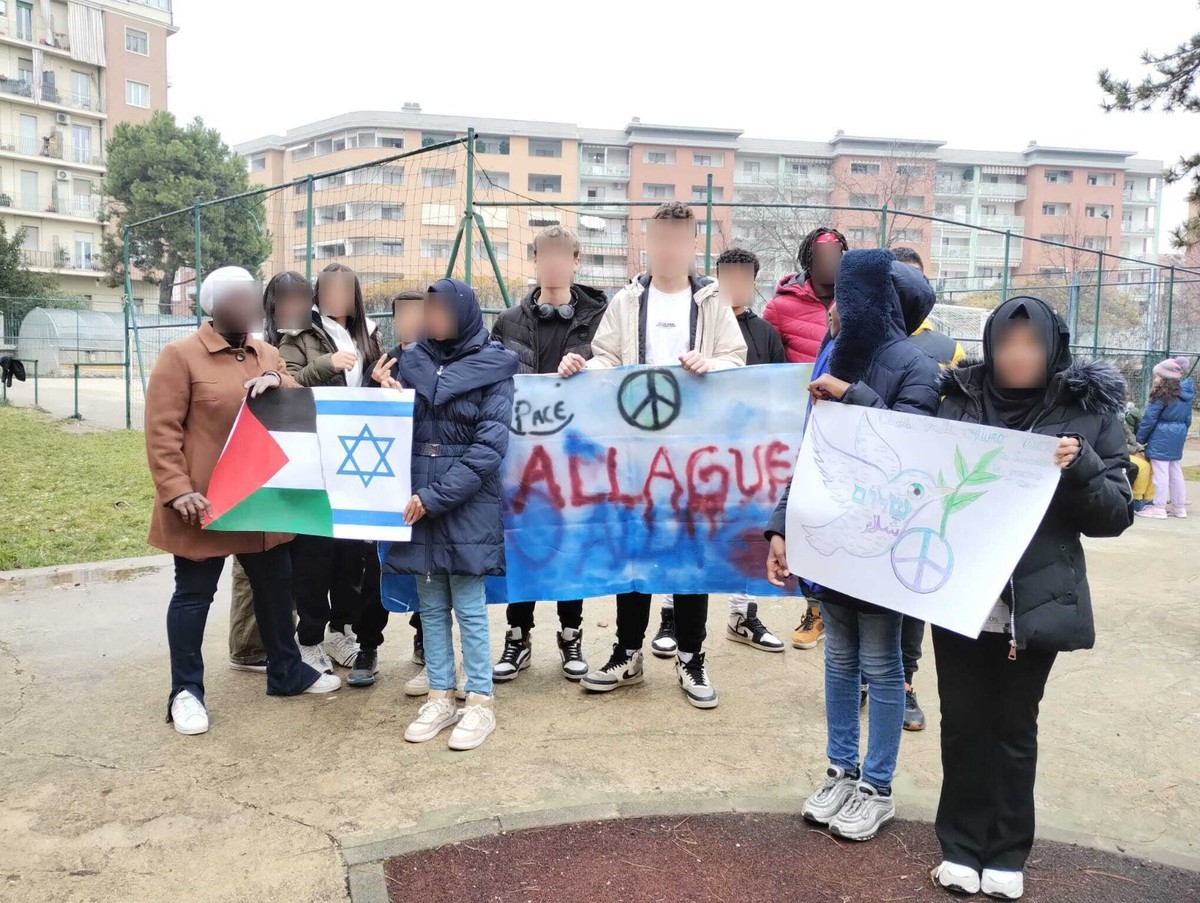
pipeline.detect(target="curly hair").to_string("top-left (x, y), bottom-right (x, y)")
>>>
top-left (891, 246), bottom-right (924, 271)
top-left (715, 247), bottom-right (761, 276)
top-left (797, 227), bottom-right (849, 280)
top-left (1150, 377), bottom-right (1182, 405)
top-left (651, 201), bottom-right (695, 221)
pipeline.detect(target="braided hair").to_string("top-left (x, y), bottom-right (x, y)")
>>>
top-left (797, 227), bottom-right (849, 281)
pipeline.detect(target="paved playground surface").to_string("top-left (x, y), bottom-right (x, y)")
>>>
top-left (1, 484), bottom-right (1197, 902)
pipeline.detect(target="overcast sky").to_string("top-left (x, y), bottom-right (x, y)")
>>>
top-left (168, 0), bottom-right (1199, 250)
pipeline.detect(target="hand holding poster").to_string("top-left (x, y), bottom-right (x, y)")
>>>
top-left (785, 402), bottom-right (1061, 637)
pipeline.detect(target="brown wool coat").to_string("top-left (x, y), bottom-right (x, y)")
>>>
top-left (144, 322), bottom-right (299, 560)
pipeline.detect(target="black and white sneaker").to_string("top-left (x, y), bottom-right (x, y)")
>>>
top-left (650, 609), bottom-right (677, 658)
top-left (726, 603), bottom-right (785, 652)
top-left (493, 627), bottom-right (532, 682)
top-left (412, 635), bottom-right (425, 667)
top-left (347, 648), bottom-right (379, 687)
top-left (557, 627), bottom-right (588, 681)
top-left (580, 645), bottom-right (644, 693)
top-left (676, 652), bottom-right (718, 709)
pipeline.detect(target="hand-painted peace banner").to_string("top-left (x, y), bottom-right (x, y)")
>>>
top-left (785, 402), bottom-right (1061, 637)
top-left (381, 364), bottom-right (811, 610)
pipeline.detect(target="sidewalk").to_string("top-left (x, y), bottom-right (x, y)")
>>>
top-left (1, 505), bottom-right (1198, 903)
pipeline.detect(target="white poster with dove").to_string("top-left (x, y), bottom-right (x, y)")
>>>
top-left (785, 402), bottom-right (1062, 637)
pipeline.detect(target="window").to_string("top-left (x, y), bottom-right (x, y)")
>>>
top-left (249, 154), bottom-right (266, 172)
top-left (421, 239), bottom-right (452, 259)
top-left (476, 170), bottom-right (510, 190)
top-left (379, 135), bottom-right (404, 149)
top-left (70, 71), bottom-right (91, 109)
top-left (1087, 172), bottom-right (1116, 187)
top-left (73, 231), bottom-right (94, 269)
top-left (125, 27), bottom-right (149, 54)
top-left (421, 168), bottom-right (455, 188)
top-left (643, 183), bottom-right (674, 199)
top-left (71, 125), bottom-right (91, 165)
top-left (1043, 169), bottom-right (1073, 184)
top-left (895, 195), bottom-right (925, 212)
top-left (1041, 203), bottom-right (1068, 216)
top-left (848, 228), bottom-right (876, 243)
top-left (644, 150), bottom-right (674, 165)
top-left (784, 158), bottom-right (809, 175)
top-left (17, 58), bottom-right (32, 85)
top-left (126, 80), bottom-right (150, 108)
top-left (849, 193), bottom-right (879, 207)
top-left (897, 163), bottom-right (927, 177)
top-left (692, 152), bottom-right (724, 167)
top-left (1085, 205), bottom-right (1112, 218)
top-left (292, 144), bottom-right (313, 162)
top-left (980, 204), bottom-right (998, 216)
top-left (691, 185), bottom-right (724, 202)
top-left (421, 203), bottom-right (457, 226)
top-left (850, 161), bottom-right (881, 175)
top-left (1039, 233), bottom-right (1068, 244)
top-left (16, 2), bottom-right (32, 41)
top-left (1083, 236), bottom-right (1109, 251)
top-left (20, 226), bottom-right (38, 252)
top-left (892, 229), bottom-right (923, 242)
top-left (380, 240), bottom-right (404, 257)
top-left (421, 131), bottom-right (456, 148)
top-left (381, 204), bottom-right (405, 221)
top-left (528, 138), bottom-right (562, 158)
top-left (475, 241), bottom-right (508, 261)
top-left (474, 136), bottom-right (510, 155)
top-left (742, 161), bottom-right (761, 174)
top-left (527, 174), bottom-right (561, 193)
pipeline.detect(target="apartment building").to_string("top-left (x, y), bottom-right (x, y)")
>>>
top-left (236, 107), bottom-right (1165, 303)
top-left (0, 0), bottom-right (173, 307)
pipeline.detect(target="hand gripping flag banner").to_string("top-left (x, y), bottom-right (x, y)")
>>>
top-left (205, 387), bottom-right (415, 542)
top-left (381, 365), bottom-right (811, 611)
top-left (785, 402), bottom-right (1061, 637)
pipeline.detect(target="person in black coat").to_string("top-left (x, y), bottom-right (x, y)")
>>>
top-left (487, 226), bottom-right (606, 684)
top-left (930, 296), bottom-right (1133, 899)
top-left (382, 278), bottom-right (518, 751)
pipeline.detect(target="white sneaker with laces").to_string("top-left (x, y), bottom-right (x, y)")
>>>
top-left (303, 672), bottom-right (341, 693)
top-left (981, 868), bottom-right (1024, 900)
top-left (170, 690), bottom-right (209, 736)
top-left (299, 642), bottom-right (333, 674)
top-left (448, 693), bottom-right (496, 750)
top-left (404, 666), bottom-right (466, 700)
top-left (322, 626), bottom-right (360, 668)
top-left (404, 689), bottom-right (460, 743)
top-left (932, 861), bottom-right (981, 895)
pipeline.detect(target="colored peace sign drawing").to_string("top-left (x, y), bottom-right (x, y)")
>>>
top-left (618, 368), bottom-right (681, 432)
top-left (891, 527), bottom-right (954, 593)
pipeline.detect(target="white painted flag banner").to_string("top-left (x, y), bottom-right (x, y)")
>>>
top-left (205, 387), bottom-right (414, 542)
top-left (785, 403), bottom-right (1061, 637)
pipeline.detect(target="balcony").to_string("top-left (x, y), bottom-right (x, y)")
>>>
top-left (975, 243), bottom-right (1023, 265)
top-left (0, 77), bottom-right (104, 113)
top-left (0, 192), bottom-right (104, 220)
top-left (734, 170), bottom-right (832, 191)
top-left (1121, 221), bottom-right (1156, 235)
top-left (580, 162), bottom-right (630, 180)
top-left (577, 264), bottom-right (629, 280)
top-left (1123, 190), bottom-right (1155, 205)
top-left (935, 180), bottom-right (975, 197)
top-left (977, 182), bottom-right (1027, 200)
top-left (932, 246), bottom-right (972, 260)
top-left (20, 247), bottom-right (104, 272)
top-left (0, 133), bottom-right (103, 167)
top-left (977, 214), bottom-right (1024, 231)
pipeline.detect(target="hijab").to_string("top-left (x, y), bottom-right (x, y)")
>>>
top-left (981, 296), bottom-right (1071, 431)
top-left (418, 277), bottom-right (486, 364)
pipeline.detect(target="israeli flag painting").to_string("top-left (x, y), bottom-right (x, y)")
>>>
top-left (313, 387), bottom-right (414, 542)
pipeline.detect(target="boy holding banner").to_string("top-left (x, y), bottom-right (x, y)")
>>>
top-left (765, 250), bottom-right (939, 840)
top-left (560, 201), bottom-right (747, 709)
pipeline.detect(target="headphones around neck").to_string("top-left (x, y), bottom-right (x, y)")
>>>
top-left (536, 303), bottom-right (575, 321)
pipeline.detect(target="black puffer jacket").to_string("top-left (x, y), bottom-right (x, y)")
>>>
top-left (489, 284), bottom-right (607, 375)
top-left (938, 358), bottom-right (1134, 652)
top-left (737, 309), bottom-right (786, 366)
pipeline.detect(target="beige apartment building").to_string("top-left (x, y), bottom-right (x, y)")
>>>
top-left (236, 106), bottom-right (1165, 304)
top-left (0, 0), bottom-right (172, 308)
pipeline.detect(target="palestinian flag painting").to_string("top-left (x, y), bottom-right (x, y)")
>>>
top-left (205, 387), bottom-right (414, 542)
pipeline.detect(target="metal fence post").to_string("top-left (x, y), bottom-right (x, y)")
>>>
top-left (463, 127), bottom-right (475, 284)
top-left (305, 174), bottom-right (314, 283)
top-left (1165, 265), bottom-right (1175, 353)
top-left (122, 226), bottom-right (133, 429)
top-left (1001, 231), bottom-right (1011, 300)
top-left (71, 363), bottom-right (80, 420)
top-left (193, 199), bottom-right (203, 324)
top-left (31, 358), bottom-right (38, 407)
top-left (879, 203), bottom-right (888, 248)
top-left (1093, 251), bottom-right (1103, 354)
top-left (704, 173), bottom-right (714, 275)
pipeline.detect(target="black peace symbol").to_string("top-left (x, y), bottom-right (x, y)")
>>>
top-left (618, 368), bottom-right (682, 432)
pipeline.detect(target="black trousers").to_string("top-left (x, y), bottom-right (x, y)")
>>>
top-left (933, 627), bottom-right (1057, 871)
top-left (351, 546), bottom-right (389, 650)
top-left (292, 535), bottom-right (382, 647)
top-left (506, 600), bottom-right (584, 633)
top-left (616, 592), bottom-right (707, 655)
top-left (901, 615), bottom-right (925, 684)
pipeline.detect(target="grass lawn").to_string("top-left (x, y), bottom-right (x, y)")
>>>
top-left (1185, 465), bottom-right (1200, 482)
top-left (0, 407), bottom-right (153, 570)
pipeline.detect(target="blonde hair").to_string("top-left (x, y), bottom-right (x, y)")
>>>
top-left (532, 224), bottom-right (580, 257)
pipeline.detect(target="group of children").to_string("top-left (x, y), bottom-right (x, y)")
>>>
top-left (148, 204), bottom-right (1161, 901)
top-left (1128, 356), bottom-right (1194, 519)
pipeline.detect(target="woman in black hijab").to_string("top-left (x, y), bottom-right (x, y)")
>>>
top-left (931, 297), bottom-right (1133, 899)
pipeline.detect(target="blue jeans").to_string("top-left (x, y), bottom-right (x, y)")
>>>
top-left (415, 575), bottom-right (492, 697)
top-left (821, 594), bottom-right (905, 792)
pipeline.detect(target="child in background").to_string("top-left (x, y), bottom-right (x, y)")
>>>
top-left (1123, 401), bottom-right (1154, 512)
top-left (1136, 357), bottom-right (1193, 519)
top-left (383, 279), bottom-right (517, 750)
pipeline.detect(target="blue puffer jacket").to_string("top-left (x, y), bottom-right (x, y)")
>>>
top-left (382, 281), bottom-right (518, 578)
top-left (1137, 378), bottom-right (1194, 461)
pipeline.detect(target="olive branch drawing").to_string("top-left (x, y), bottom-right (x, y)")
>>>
top-left (936, 446), bottom-right (1002, 538)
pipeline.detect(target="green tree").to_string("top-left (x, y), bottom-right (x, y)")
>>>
top-left (102, 111), bottom-right (271, 314)
top-left (1099, 20), bottom-right (1200, 247)
top-left (0, 221), bottom-right (77, 331)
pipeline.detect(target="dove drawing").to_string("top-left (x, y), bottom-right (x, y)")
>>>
top-left (802, 412), bottom-right (951, 558)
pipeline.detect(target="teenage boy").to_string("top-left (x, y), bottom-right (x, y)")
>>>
top-left (559, 201), bottom-right (747, 708)
top-left (652, 247), bottom-right (785, 659)
top-left (489, 225), bottom-right (608, 682)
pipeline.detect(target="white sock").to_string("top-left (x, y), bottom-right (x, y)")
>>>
top-left (661, 595), bottom-right (674, 612)
top-left (677, 650), bottom-right (694, 663)
top-left (625, 648), bottom-right (640, 659)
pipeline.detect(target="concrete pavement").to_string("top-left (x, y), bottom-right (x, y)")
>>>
top-left (1, 505), bottom-right (1198, 902)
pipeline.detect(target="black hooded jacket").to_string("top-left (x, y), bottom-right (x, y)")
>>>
top-left (938, 305), bottom-right (1134, 653)
top-left (737, 309), bottom-right (786, 366)
top-left (489, 283), bottom-right (608, 375)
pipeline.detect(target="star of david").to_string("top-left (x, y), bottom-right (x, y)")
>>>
top-left (336, 424), bottom-right (395, 487)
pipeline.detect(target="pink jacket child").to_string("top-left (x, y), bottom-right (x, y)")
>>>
top-left (763, 228), bottom-right (847, 363)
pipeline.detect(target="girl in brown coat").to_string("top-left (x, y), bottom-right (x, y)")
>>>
top-left (144, 267), bottom-right (340, 737)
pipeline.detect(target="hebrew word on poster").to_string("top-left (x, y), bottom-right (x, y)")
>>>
top-left (785, 402), bottom-right (1061, 637)
top-left (381, 364), bottom-right (811, 611)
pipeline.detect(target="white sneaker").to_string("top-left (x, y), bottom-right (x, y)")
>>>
top-left (802, 766), bottom-right (859, 825)
top-left (322, 626), bottom-right (360, 668)
top-left (932, 861), bottom-right (981, 895)
top-left (404, 689), bottom-right (460, 743)
top-left (981, 869), bottom-right (1024, 900)
top-left (404, 666), bottom-right (466, 700)
top-left (170, 689), bottom-right (209, 736)
top-left (303, 672), bottom-right (341, 693)
top-left (299, 642), bottom-right (333, 674)
top-left (1169, 506), bottom-right (1188, 519)
top-left (448, 693), bottom-right (496, 750)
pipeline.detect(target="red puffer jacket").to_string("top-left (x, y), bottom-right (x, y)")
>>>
top-left (763, 274), bottom-right (829, 363)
